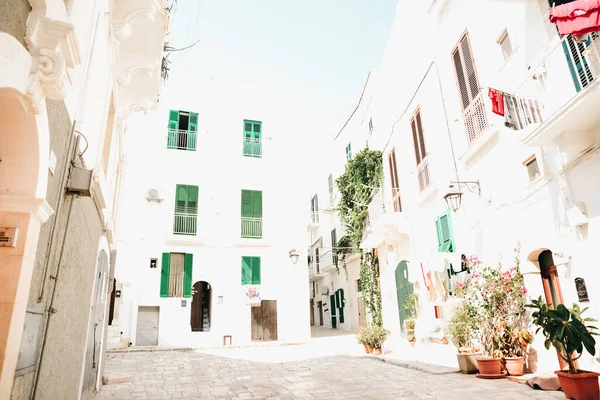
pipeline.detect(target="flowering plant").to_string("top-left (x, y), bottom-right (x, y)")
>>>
top-left (455, 244), bottom-right (532, 359)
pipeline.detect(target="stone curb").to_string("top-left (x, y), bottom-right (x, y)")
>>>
top-left (369, 355), bottom-right (460, 375)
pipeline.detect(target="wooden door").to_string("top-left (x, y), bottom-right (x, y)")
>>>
top-left (357, 297), bottom-right (366, 328)
top-left (317, 301), bottom-right (323, 326)
top-left (310, 299), bottom-right (315, 326)
top-left (136, 306), bottom-right (159, 346)
top-left (251, 300), bottom-right (278, 341)
top-left (191, 281), bottom-right (211, 332)
top-left (395, 261), bottom-right (414, 335)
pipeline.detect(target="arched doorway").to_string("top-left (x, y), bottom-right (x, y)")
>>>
top-left (191, 281), bottom-right (211, 332)
top-left (395, 260), bottom-right (414, 335)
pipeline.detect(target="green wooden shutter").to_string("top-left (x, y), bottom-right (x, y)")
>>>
top-left (176, 185), bottom-right (187, 210)
top-left (338, 289), bottom-right (345, 323)
top-left (168, 110), bottom-right (179, 147)
top-left (160, 252), bottom-right (170, 297)
top-left (253, 122), bottom-right (262, 140)
top-left (437, 210), bottom-right (454, 252)
top-left (252, 191), bottom-right (262, 218)
top-left (330, 294), bottom-right (337, 315)
top-left (241, 190), bottom-right (252, 217)
top-left (188, 112), bottom-right (198, 151)
top-left (242, 256), bottom-right (253, 284)
top-left (187, 186), bottom-right (198, 214)
top-left (252, 257), bottom-right (261, 284)
top-left (183, 253), bottom-right (193, 298)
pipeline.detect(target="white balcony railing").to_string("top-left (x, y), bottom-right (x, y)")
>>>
top-left (310, 211), bottom-right (319, 224)
top-left (417, 157), bottom-right (431, 192)
top-left (173, 212), bottom-right (197, 235)
top-left (167, 129), bottom-right (197, 151)
top-left (511, 14), bottom-right (600, 130)
top-left (241, 217), bottom-right (262, 238)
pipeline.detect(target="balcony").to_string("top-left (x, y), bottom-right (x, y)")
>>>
top-left (173, 208), bottom-right (197, 235)
top-left (167, 129), bottom-right (197, 151)
top-left (509, 15), bottom-right (600, 150)
top-left (243, 138), bottom-right (262, 158)
top-left (308, 257), bottom-right (325, 279)
top-left (360, 188), bottom-right (410, 250)
top-left (241, 217), bottom-right (263, 238)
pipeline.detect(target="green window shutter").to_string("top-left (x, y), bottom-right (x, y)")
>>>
top-left (338, 289), bottom-right (345, 323)
top-left (252, 257), bottom-right (261, 284)
top-left (253, 122), bottom-right (262, 140)
top-left (176, 185), bottom-right (187, 210)
top-left (183, 253), bottom-right (193, 298)
top-left (435, 217), bottom-right (443, 251)
top-left (187, 186), bottom-right (198, 214)
top-left (446, 210), bottom-right (455, 252)
top-left (242, 256), bottom-right (253, 285)
top-left (188, 112), bottom-right (198, 132)
top-left (168, 110), bottom-right (179, 129)
top-left (252, 191), bottom-right (262, 218)
top-left (330, 294), bottom-right (337, 316)
top-left (160, 252), bottom-right (170, 297)
top-left (437, 210), bottom-right (454, 252)
top-left (241, 190), bottom-right (253, 217)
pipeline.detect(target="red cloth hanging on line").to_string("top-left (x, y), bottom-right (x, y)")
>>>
top-left (549, 0), bottom-right (600, 36)
top-left (488, 88), bottom-right (505, 116)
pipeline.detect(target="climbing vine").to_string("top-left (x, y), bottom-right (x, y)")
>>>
top-left (334, 235), bottom-right (353, 274)
top-left (335, 145), bottom-right (384, 326)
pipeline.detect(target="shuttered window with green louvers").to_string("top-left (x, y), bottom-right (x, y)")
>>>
top-left (436, 209), bottom-right (455, 252)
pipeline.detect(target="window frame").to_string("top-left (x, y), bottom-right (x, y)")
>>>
top-left (410, 108), bottom-right (427, 166)
top-left (523, 154), bottom-right (541, 182)
top-left (497, 29), bottom-right (514, 61)
top-left (436, 209), bottom-right (455, 253)
top-left (388, 148), bottom-right (402, 212)
top-left (241, 256), bottom-right (261, 285)
top-left (160, 252), bottom-right (193, 298)
top-left (345, 143), bottom-right (352, 160)
top-left (243, 119), bottom-right (262, 158)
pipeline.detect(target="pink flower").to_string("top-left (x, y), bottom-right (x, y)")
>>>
top-left (456, 282), bottom-right (464, 288)
top-left (504, 286), bottom-right (511, 291)
top-left (471, 273), bottom-right (480, 279)
top-left (520, 287), bottom-right (528, 294)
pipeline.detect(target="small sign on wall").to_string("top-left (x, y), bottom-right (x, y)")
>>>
top-left (575, 277), bottom-right (590, 302)
top-left (181, 300), bottom-right (187, 307)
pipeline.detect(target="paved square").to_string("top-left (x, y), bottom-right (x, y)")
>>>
top-left (94, 349), bottom-right (564, 399)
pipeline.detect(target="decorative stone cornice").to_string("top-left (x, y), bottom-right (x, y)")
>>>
top-left (25, 0), bottom-right (81, 113)
top-left (0, 195), bottom-right (54, 223)
top-left (115, 64), bottom-right (155, 86)
top-left (113, 0), bottom-right (169, 42)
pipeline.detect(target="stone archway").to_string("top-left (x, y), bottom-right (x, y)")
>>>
top-left (0, 34), bottom-right (53, 399)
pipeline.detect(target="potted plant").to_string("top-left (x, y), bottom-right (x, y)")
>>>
top-left (446, 301), bottom-right (481, 374)
top-left (356, 325), bottom-right (389, 355)
top-left (527, 297), bottom-right (599, 400)
top-left (403, 293), bottom-right (419, 346)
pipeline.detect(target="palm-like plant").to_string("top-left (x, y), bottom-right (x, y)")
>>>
top-left (526, 296), bottom-right (598, 374)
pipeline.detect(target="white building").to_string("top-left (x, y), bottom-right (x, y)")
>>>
top-left (307, 73), bottom-right (377, 332)
top-left (112, 79), bottom-right (311, 348)
top-left (357, 0), bottom-right (600, 371)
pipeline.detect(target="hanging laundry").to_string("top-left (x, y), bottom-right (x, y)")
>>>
top-left (549, 0), bottom-right (600, 37)
top-left (488, 88), bottom-right (505, 116)
top-left (504, 93), bottom-right (523, 130)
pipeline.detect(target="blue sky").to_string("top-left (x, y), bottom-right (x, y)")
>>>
top-left (164, 0), bottom-right (397, 140)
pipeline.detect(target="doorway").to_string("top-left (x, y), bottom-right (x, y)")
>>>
top-left (191, 281), bottom-right (211, 332)
top-left (251, 300), bottom-right (278, 341)
top-left (136, 306), bottom-right (159, 346)
top-left (357, 297), bottom-right (366, 328)
top-left (330, 294), bottom-right (337, 329)
top-left (395, 260), bottom-right (414, 336)
top-left (310, 299), bottom-right (315, 326)
top-left (317, 301), bottom-right (323, 326)
top-left (108, 278), bottom-right (116, 326)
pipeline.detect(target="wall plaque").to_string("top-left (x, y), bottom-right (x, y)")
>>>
top-left (575, 277), bottom-right (589, 302)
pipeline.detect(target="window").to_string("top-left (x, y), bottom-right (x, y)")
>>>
top-left (436, 209), bottom-right (455, 252)
top-left (173, 185), bottom-right (198, 235)
top-left (150, 258), bottom-right (157, 268)
top-left (241, 190), bottom-right (263, 238)
top-left (328, 174), bottom-right (334, 206)
top-left (243, 120), bottom-right (262, 158)
top-left (388, 149), bottom-right (402, 212)
top-left (310, 194), bottom-right (319, 223)
top-left (331, 228), bottom-right (337, 266)
top-left (524, 155), bottom-right (540, 182)
top-left (411, 109), bottom-right (430, 192)
top-left (241, 256), bottom-right (261, 285)
top-left (497, 29), bottom-right (514, 60)
top-left (356, 279), bottom-right (361, 292)
top-left (368, 118), bottom-right (373, 134)
top-left (160, 252), bottom-right (193, 297)
top-left (451, 31), bottom-right (488, 146)
top-left (345, 143), bottom-right (352, 160)
top-left (167, 110), bottom-right (198, 151)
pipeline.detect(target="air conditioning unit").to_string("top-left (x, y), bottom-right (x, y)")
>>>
top-left (146, 188), bottom-right (163, 202)
top-left (0, 227), bottom-right (18, 247)
top-left (321, 287), bottom-right (329, 295)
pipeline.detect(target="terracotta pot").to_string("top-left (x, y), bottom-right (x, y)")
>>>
top-left (555, 370), bottom-right (600, 400)
top-left (504, 357), bottom-right (525, 376)
top-left (372, 348), bottom-right (382, 355)
top-left (457, 353), bottom-right (479, 374)
top-left (363, 345), bottom-right (373, 354)
top-left (476, 357), bottom-right (502, 375)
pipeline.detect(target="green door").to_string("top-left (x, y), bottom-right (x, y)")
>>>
top-left (395, 261), bottom-right (413, 336)
top-left (330, 294), bottom-right (337, 329)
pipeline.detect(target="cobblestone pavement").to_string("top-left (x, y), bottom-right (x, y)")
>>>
top-left (94, 349), bottom-right (565, 399)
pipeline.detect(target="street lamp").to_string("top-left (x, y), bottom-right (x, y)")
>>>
top-left (443, 180), bottom-right (481, 212)
top-left (289, 248), bottom-right (299, 265)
